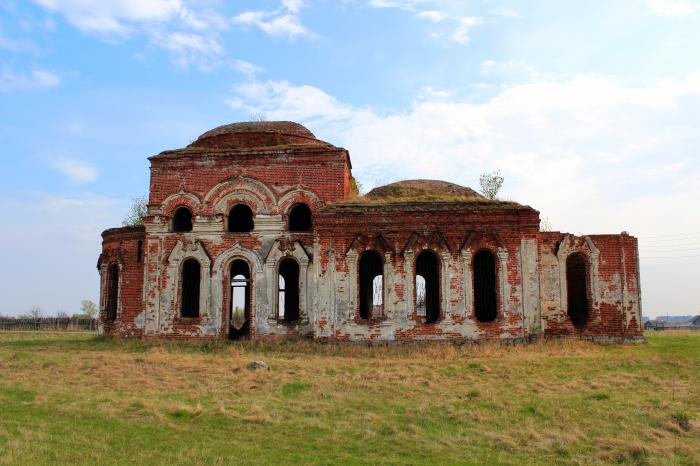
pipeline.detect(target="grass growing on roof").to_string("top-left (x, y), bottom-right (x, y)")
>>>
top-left (0, 331), bottom-right (698, 465)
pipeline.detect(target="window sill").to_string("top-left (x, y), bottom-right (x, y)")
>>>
top-left (174, 317), bottom-right (202, 325)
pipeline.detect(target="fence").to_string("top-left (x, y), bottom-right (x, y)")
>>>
top-left (0, 317), bottom-right (98, 332)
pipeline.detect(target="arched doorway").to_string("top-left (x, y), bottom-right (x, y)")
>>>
top-left (229, 260), bottom-right (251, 340)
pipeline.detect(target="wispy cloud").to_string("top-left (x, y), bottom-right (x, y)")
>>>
top-left (52, 159), bottom-right (98, 184)
top-left (30, 0), bottom-right (242, 71)
top-left (451, 16), bottom-right (481, 45)
top-left (150, 31), bottom-right (225, 70)
top-left (646, 0), bottom-right (698, 16)
top-left (0, 67), bottom-right (61, 92)
top-left (416, 10), bottom-right (449, 22)
top-left (233, 1), bottom-right (313, 39)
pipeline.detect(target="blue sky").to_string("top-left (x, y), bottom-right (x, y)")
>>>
top-left (1, 0), bottom-right (699, 317)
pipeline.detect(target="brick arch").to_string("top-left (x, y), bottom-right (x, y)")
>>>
top-left (556, 234), bottom-right (599, 332)
top-left (160, 192), bottom-right (202, 217)
top-left (205, 177), bottom-right (278, 216)
top-left (278, 186), bottom-right (324, 213)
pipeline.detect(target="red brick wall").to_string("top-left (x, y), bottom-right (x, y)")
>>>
top-left (99, 227), bottom-right (145, 336)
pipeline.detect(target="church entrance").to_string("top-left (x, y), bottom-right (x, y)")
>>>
top-left (229, 260), bottom-right (251, 340)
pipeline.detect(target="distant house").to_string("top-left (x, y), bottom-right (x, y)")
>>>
top-left (645, 320), bottom-right (693, 331)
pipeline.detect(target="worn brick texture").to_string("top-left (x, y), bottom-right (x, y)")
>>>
top-left (98, 122), bottom-right (643, 343)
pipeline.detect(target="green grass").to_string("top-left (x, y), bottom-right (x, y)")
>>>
top-left (0, 331), bottom-right (698, 465)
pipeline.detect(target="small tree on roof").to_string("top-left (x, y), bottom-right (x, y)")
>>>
top-left (479, 170), bottom-right (504, 200)
top-left (122, 196), bottom-right (148, 226)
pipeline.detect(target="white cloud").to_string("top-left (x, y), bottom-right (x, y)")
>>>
top-left (416, 10), bottom-right (449, 22)
top-left (451, 16), bottom-right (481, 45)
top-left (52, 159), bottom-right (99, 184)
top-left (150, 31), bottom-right (224, 70)
top-left (31, 0), bottom-right (240, 70)
top-left (0, 67), bottom-right (61, 92)
top-left (33, 0), bottom-right (185, 35)
top-left (233, 1), bottom-right (313, 39)
top-left (646, 0), bottom-right (698, 16)
top-left (227, 74), bottom-right (700, 315)
top-left (232, 59), bottom-right (264, 77)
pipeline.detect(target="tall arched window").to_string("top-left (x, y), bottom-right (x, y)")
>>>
top-left (566, 253), bottom-right (589, 329)
top-left (230, 260), bottom-right (251, 339)
top-left (288, 203), bottom-right (312, 231)
top-left (359, 251), bottom-right (383, 319)
top-left (473, 250), bottom-right (498, 323)
top-left (278, 258), bottom-right (300, 322)
top-left (181, 259), bottom-right (200, 318)
top-left (106, 264), bottom-right (119, 321)
top-left (228, 204), bottom-right (254, 232)
top-left (416, 251), bottom-right (440, 323)
top-left (172, 207), bottom-right (193, 232)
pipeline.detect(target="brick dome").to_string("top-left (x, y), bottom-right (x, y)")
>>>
top-left (188, 121), bottom-right (328, 149)
top-left (366, 179), bottom-right (485, 202)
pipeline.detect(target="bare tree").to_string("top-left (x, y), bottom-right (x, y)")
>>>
top-left (540, 217), bottom-right (554, 232)
top-left (122, 196), bottom-right (148, 226)
top-left (56, 310), bottom-right (70, 319)
top-left (27, 306), bottom-right (43, 319)
top-left (248, 112), bottom-right (268, 122)
top-left (479, 170), bottom-right (504, 200)
top-left (80, 300), bottom-right (98, 319)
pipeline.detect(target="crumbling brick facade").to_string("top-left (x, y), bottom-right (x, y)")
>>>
top-left (98, 121), bottom-right (643, 342)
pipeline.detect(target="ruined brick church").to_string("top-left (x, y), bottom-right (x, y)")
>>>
top-left (98, 122), bottom-right (643, 342)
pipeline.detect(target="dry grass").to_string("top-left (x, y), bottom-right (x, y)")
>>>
top-left (0, 332), bottom-right (698, 465)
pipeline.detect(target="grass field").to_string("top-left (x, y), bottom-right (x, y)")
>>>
top-left (0, 332), bottom-right (698, 465)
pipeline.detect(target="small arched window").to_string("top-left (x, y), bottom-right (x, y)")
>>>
top-left (172, 207), bottom-right (193, 232)
top-left (566, 253), bottom-right (589, 329)
top-left (416, 251), bottom-right (440, 323)
top-left (278, 258), bottom-right (300, 322)
top-left (181, 259), bottom-right (200, 318)
top-left (474, 250), bottom-right (498, 323)
top-left (359, 251), bottom-right (383, 320)
top-left (106, 264), bottom-right (119, 321)
top-left (228, 204), bottom-right (254, 233)
top-left (288, 203), bottom-right (312, 231)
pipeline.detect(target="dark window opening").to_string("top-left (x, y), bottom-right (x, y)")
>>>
top-left (474, 250), bottom-right (498, 323)
top-left (228, 204), bottom-right (254, 233)
top-left (359, 251), bottom-right (383, 319)
top-left (230, 260), bottom-right (251, 339)
top-left (278, 258), bottom-right (300, 322)
top-left (566, 253), bottom-right (589, 329)
top-left (106, 264), bottom-right (119, 321)
top-left (416, 251), bottom-right (440, 323)
top-left (181, 259), bottom-right (200, 318)
top-left (288, 203), bottom-right (312, 231)
top-left (172, 207), bottom-right (193, 232)
top-left (136, 240), bottom-right (143, 263)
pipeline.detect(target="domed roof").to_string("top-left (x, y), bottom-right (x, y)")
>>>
top-left (365, 179), bottom-right (485, 202)
top-left (188, 121), bottom-right (328, 149)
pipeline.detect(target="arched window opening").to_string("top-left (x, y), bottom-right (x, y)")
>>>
top-left (228, 204), bottom-right (254, 233)
top-left (416, 251), bottom-right (440, 323)
top-left (180, 259), bottom-right (200, 318)
top-left (172, 207), bottom-right (193, 232)
top-left (474, 250), bottom-right (498, 323)
top-left (230, 260), bottom-right (251, 339)
top-left (106, 264), bottom-right (119, 321)
top-left (136, 240), bottom-right (143, 263)
top-left (359, 251), bottom-right (383, 320)
top-left (288, 203), bottom-right (312, 232)
top-left (566, 253), bottom-right (589, 329)
top-left (278, 258), bottom-right (300, 322)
